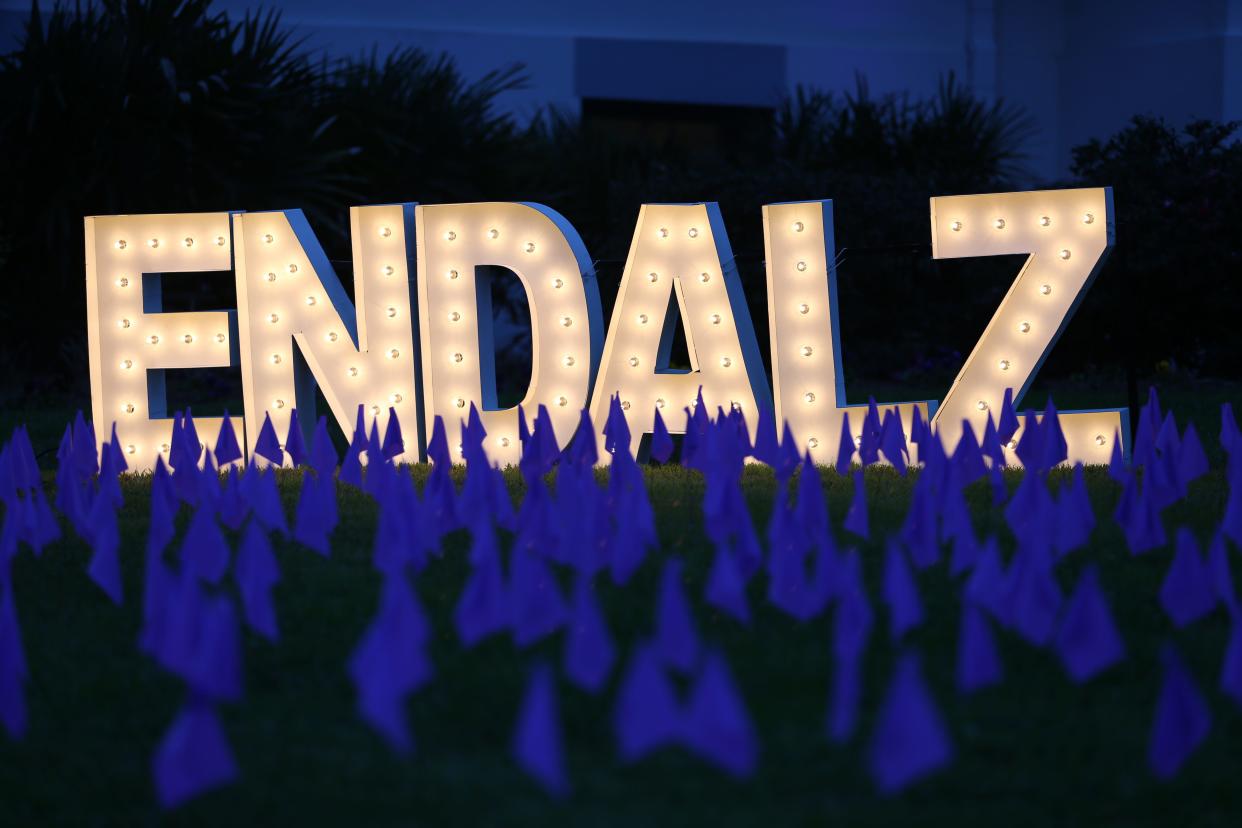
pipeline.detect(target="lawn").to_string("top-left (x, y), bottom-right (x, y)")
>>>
top-left (1, 380), bottom-right (1241, 827)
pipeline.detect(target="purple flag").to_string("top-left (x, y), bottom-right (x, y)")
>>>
top-left (1003, 542), bottom-right (1062, 647)
top-left (512, 664), bottom-right (570, 797)
top-left (214, 412), bottom-right (243, 466)
top-left (381, 407), bottom-right (405, 460)
top-left (683, 649), bottom-right (759, 778)
top-left (181, 508), bottom-right (229, 584)
top-left (866, 652), bottom-right (954, 794)
top-left (564, 576), bottom-right (616, 693)
top-left (997, 387), bottom-right (1019, 443)
top-left (1149, 643), bottom-right (1211, 780)
top-left (454, 526), bottom-right (509, 646)
top-left (651, 407), bottom-right (674, 463)
top-left (614, 642), bottom-right (683, 761)
top-left (843, 470), bottom-right (869, 540)
top-left (253, 412), bottom-right (284, 467)
top-left (655, 559), bottom-right (700, 673)
top-left (293, 471), bottom-right (332, 556)
top-left (1176, 422), bottom-right (1209, 493)
top-left (835, 411), bottom-right (855, 476)
top-left (956, 603), bottom-right (1002, 693)
top-left (1159, 528), bottom-right (1217, 628)
top-left (705, 546), bottom-right (751, 624)
top-left (1055, 565), bottom-right (1125, 682)
top-left (234, 521), bottom-right (280, 641)
top-left (152, 699), bottom-right (239, 809)
top-left (510, 547), bottom-right (569, 647)
top-left (0, 580), bottom-right (27, 738)
top-left (85, 489), bottom-right (123, 604)
top-left (883, 541), bottom-right (923, 641)
top-left (311, 416), bottom-right (338, 477)
top-left (284, 409), bottom-right (309, 468)
top-left (242, 463), bottom-right (288, 537)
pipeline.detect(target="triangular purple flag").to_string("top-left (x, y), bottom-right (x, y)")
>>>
top-left (843, 469), bottom-right (869, 539)
top-left (85, 489), bottom-right (123, 604)
top-left (234, 521), bottom-right (280, 641)
top-left (382, 407), bottom-right (405, 460)
top-left (284, 409), bottom-right (309, 468)
top-left (1149, 643), bottom-right (1211, 780)
top-left (0, 580), bottom-right (28, 738)
top-left (1159, 528), bottom-right (1217, 628)
top-left (510, 547), bottom-right (569, 647)
top-left (654, 559), bottom-right (700, 673)
top-left (214, 412), bottom-right (243, 466)
top-left (883, 541), bottom-right (923, 640)
top-left (705, 546), bottom-right (751, 624)
top-left (1176, 422), bottom-right (1209, 493)
top-left (512, 663), bottom-right (570, 797)
top-left (650, 407), bottom-right (674, 463)
top-left (956, 603), bottom-right (1002, 693)
top-left (614, 642), bottom-right (683, 761)
top-left (866, 651), bottom-right (953, 794)
top-left (683, 649), bottom-right (759, 778)
top-left (564, 576), bottom-right (616, 693)
top-left (152, 699), bottom-right (239, 809)
top-left (997, 387), bottom-right (1019, 443)
top-left (253, 413), bottom-right (284, 467)
top-left (454, 526), bottom-right (509, 646)
top-left (835, 411), bottom-right (855, 475)
top-left (1055, 564), bottom-right (1125, 682)
top-left (181, 508), bottom-right (229, 584)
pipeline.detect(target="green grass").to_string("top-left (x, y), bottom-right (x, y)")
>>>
top-left (1, 382), bottom-right (1241, 826)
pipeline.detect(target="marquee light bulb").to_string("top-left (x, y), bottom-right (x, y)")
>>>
top-left (326, 331), bottom-right (338, 342)
top-left (287, 264), bottom-right (298, 274)
top-left (265, 272), bottom-right (277, 282)
top-left (268, 313), bottom-right (279, 324)
top-left (448, 269), bottom-right (459, 281)
top-left (488, 228), bottom-right (499, 239)
top-left (699, 272), bottom-right (710, 284)
top-left (370, 404), bottom-right (381, 416)
top-left (796, 261), bottom-right (807, 272)
top-left (720, 356), bottom-right (732, 367)
top-left (560, 316), bottom-right (572, 327)
top-left (183, 334), bottom-right (194, 344)
top-left (792, 221), bottom-right (804, 233)
top-left (648, 272), bottom-right (659, 284)
top-left (688, 227), bottom-right (699, 238)
top-left (620, 400), bottom-right (630, 410)
top-left (390, 392), bottom-right (403, 404)
top-left (798, 303), bottom-right (809, 315)
top-left (998, 359), bottom-right (1010, 370)
top-left (628, 356), bottom-right (639, 367)
top-left (388, 348), bottom-right (400, 360)
top-left (950, 221), bottom-right (962, 232)
top-left (119, 318), bottom-right (131, 329)
top-left (386, 306), bottom-right (397, 318)
top-left (126, 444), bottom-right (136, 455)
top-left (525, 242), bottom-right (536, 253)
top-left (270, 353), bottom-right (281, 364)
top-left (1040, 284), bottom-right (1052, 295)
top-left (563, 355), bottom-right (575, 367)
top-left (160, 443), bottom-right (169, 453)
top-left (116, 277), bottom-right (129, 288)
top-left (637, 313), bottom-right (648, 325)
top-left (148, 238), bottom-right (160, 248)
top-left (383, 265), bottom-right (395, 276)
top-left (263, 233), bottom-right (274, 244)
top-left (120, 359), bottom-right (132, 370)
top-left (1018, 321), bottom-right (1031, 333)
top-left (444, 230), bottom-right (457, 241)
top-left (656, 398), bottom-right (665, 409)
top-left (803, 392), bottom-right (815, 404)
top-left (709, 313), bottom-right (721, 325)
top-left (215, 333), bottom-right (225, 343)
top-left (452, 352), bottom-right (463, 363)
top-left (347, 366), bottom-right (359, 377)
top-left (658, 228), bottom-right (668, 239)
top-left (454, 397), bottom-right (465, 408)
top-left (552, 278), bottom-right (564, 289)
top-left (379, 226), bottom-right (392, 238)
top-left (184, 237), bottom-right (194, 248)
top-left (215, 235), bottom-right (226, 246)
top-left (801, 345), bottom-right (813, 357)
top-left (1059, 249), bottom-right (1071, 260)
top-left (123, 403), bottom-right (135, 414)
top-left (148, 335), bottom-right (160, 345)
top-left (274, 399), bottom-right (286, 409)
top-left (1095, 434), bottom-right (1106, 446)
top-left (306, 296), bottom-right (317, 306)
top-left (449, 311), bottom-right (461, 322)
top-left (976, 400), bottom-right (988, 411)
top-left (993, 219), bottom-right (1006, 230)
top-left (807, 437), bottom-right (819, 449)
top-left (854, 436), bottom-right (862, 448)
top-left (1039, 216), bottom-right (1051, 227)
top-left (1083, 213), bottom-right (1095, 225)
top-left (500, 436), bottom-right (510, 447)
top-left (115, 239), bottom-right (127, 250)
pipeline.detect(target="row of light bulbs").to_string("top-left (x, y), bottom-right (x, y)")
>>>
top-left (949, 212), bottom-right (1095, 233)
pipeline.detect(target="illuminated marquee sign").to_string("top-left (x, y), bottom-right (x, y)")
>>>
top-left (84, 188), bottom-right (1121, 471)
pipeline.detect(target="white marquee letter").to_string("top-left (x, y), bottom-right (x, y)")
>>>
top-left (590, 203), bottom-right (771, 459)
top-left (85, 212), bottom-right (238, 471)
top-left (929, 188), bottom-right (1124, 463)
top-left (414, 202), bottom-right (603, 465)
top-left (763, 200), bottom-right (935, 464)
top-left (233, 205), bottom-right (421, 463)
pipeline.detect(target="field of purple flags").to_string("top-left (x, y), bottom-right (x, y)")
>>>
top-left (2, 386), bottom-right (1242, 823)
